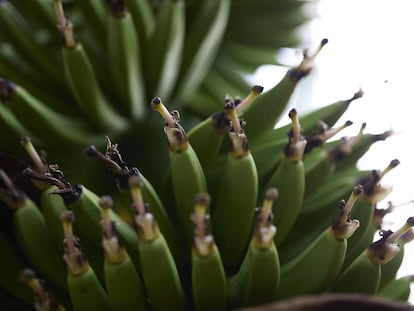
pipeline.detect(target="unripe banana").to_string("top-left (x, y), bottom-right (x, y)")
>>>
top-left (342, 159), bottom-right (400, 273)
top-left (129, 175), bottom-right (187, 311)
top-left (53, 0), bottom-right (128, 133)
top-left (23, 164), bottom-right (141, 272)
top-left (264, 109), bottom-right (306, 245)
top-left (378, 275), bottom-right (414, 302)
top-left (0, 80), bottom-right (102, 147)
top-left (241, 39), bottom-right (328, 141)
top-left (176, 0), bottom-right (231, 102)
top-left (379, 229), bottom-right (414, 290)
top-left (191, 193), bottom-right (226, 311)
top-left (144, 0), bottom-right (185, 100)
top-left (107, 0), bottom-right (146, 120)
top-left (333, 217), bottom-right (414, 294)
top-left (0, 169), bottom-right (67, 291)
top-left (99, 196), bottom-right (148, 311)
top-left (211, 103), bottom-right (258, 273)
top-left (227, 188), bottom-right (280, 308)
top-left (276, 185), bottom-right (362, 299)
top-left (60, 210), bottom-right (111, 311)
top-left (152, 97), bottom-right (207, 248)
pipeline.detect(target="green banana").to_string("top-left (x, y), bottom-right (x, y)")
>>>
top-left (0, 0), bottom-right (66, 88)
top-left (152, 97), bottom-right (208, 247)
top-left (85, 138), bottom-right (184, 269)
top-left (99, 196), bottom-right (148, 311)
top-left (240, 39), bottom-right (328, 141)
top-left (303, 120), bottom-right (354, 195)
top-left (250, 89), bottom-right (363, 149)
top-left (227, 188), bottom-right (280, 308)
top-left (73, 0), bottom-right (107, 41)
top-left (19, 268), bottom-right (66, 311)
top-left (263, 109), bottom-right (306, 245)
top-left (0, 102), bottom-right (33, 149)
top-left (191, 193), bottom-right (226, 311)
top-left (0, 169), bottom-right (67, 291)
top-left (177, 0), bottom-right (231, 102)
top-left (129, 175), bottom-right (187, 311)
top-left (211, 103), bottom-right (258, 273)
top-left (378, 275), bottom-right (413, 302)
top-left (342, 159), bottom-right (400, 273)
top-left (54, 0), bottom-right (128, 133)
top-left (275, 185), bottom-right (362, 299)
top-left (123, 0), bottom-right (155, 42)
top-left (107, 1), bottom-right (146, 120)
top-left (144, 0), bottom-right (185, 100)
top-left (188, 86), bottom-right (263, 172)
top-left (0, 79), bottom-right (102, 147)
top-left (379, 229), bottom-right (414, 290)
top-left (60, 210), bottom-right (111, 311)
top-left (333, 217), bottom-right (414, 294)
top-left (23, 164), bottom-right (141, 273)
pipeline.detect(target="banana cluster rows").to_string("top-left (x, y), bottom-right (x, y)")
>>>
top-left (1, 48), bottom-right (413, 309)
top-left (0, 0), bottom-right (413, 310)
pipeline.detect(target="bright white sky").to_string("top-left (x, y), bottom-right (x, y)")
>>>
top-left (249, 0), bottom-right (414, 302)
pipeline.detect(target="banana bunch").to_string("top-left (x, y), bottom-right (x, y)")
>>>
top-left (0, 0), bottom-right (314, 189)
top-left (0, 0), bottom-right (413, 310)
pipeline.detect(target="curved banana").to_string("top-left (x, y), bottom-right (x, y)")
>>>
top-left (227, 188), bottom-right (280, 308)
top-left (379, 229), bottom-right (414, 289)
top-left (303, 120), bottom-right (354, 195)
top-left (144, 0), bottom-right (185, 100)
top-left (124, 0), bottom-right (155, 41)
top-left (188, 86), bottom-right (263, 172)
top-left (0, 79), bottom-right (102, 147)
top-left (24, 164), bottom-right (141, 272)
top-left (0, 169), bottom-right (67, 291)
top-left (177, 0), bottom-right (231, 102)
top-left (99, 196), bottom-right (148, 311)
top-left (53, 0), bottom-right (128, 133)
top-left (61, 210), bottom-right (111, 311)
top-left (73, 0), bottom-right (107, 40)
top-left (250, 89), bottom-right (363, 149)
top-left (378, 275), bottom-right (414, 302)
top-left (107, 1), bottom-right (146, 120)
top-left (211, 103), bottom-right (258, 273)
top-left (85, 137), bottom-right (181, 265)
top-left (333, 217), bottom-right (414, 294)
top-left (276, 185), bottom-right (362, 299)
top-left (129, 175), bottom-right (187, 311)
top-left (191, 193), bottom-right (226, 311)
top-left (0, 1), bottom-right (66, 88)
top-left (342, 159), bottom-right (400, 273)
top-left (264, 109), bottom-right (306, 245)
top-left (152, 97), bottom-right (208, 247)
top-left (240, 39), bottom-right (328, 141)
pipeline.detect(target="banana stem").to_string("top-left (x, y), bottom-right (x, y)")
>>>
top-left (20, 136), bottom-right (46, 174)
top-left (284, 109), bottom-right (307, 162)
top-left (235, 85), bottom-right (264, 114)
top-left (129, 174), bottom-right (160, 241)
top-left (252, 188), bottom-right (278, 248)
top-left (331, 185), bottom-right (363, 239)
top-left (54, 0), bottom-right (77, 48)
top-left (61, 210), bottom-right (89, 275)
top-left (191, 193), bottom-right (214, 256)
